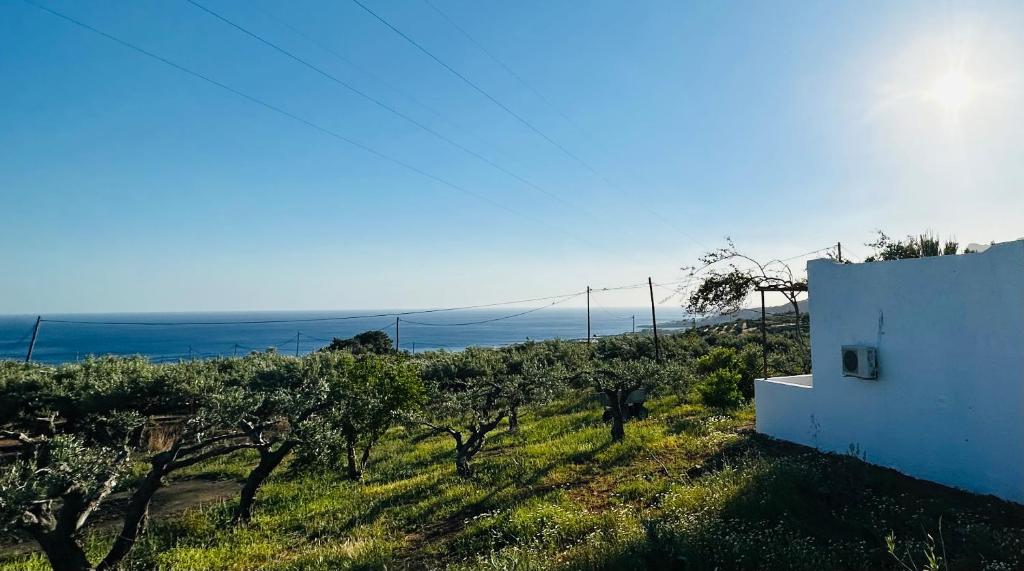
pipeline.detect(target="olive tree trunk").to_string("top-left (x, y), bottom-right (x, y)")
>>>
top-left (31, 528), bottom-right (92, 571)
top-left (97, 464), bottom-right (166, 570)
top-left (233, 441), bottom-right (297, 525)
top-left (606, 389), bottom-right (627, 442)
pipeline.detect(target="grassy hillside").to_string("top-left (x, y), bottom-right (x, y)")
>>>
top-left (4, 393), bottom-right (1022, 571)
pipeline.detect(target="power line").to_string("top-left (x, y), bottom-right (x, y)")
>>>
top-left (21, 0), bottom-right (587, 250)
top-left (29, 279), bottom-right (687, 328)
top-left (778, 246), bottom-right (834, 263)
top-left (420, 0), bottom-right (587, 139)
top-left (253, 4), bottom-right (468, 137)
top-left (348, 0), bottom-right (705, 248)
top-left (184, 0), bottom-right (648, 266)
top-left (589, 278), bottom-right (686, 293)
top-left (399, 293), bottom-right (581, 326)
top-left (37, 290), bottom-right (588, 327)
top-left (421, 0), bottom-right (706, 246)
top-left (186, 1), bottom-right (562, 211)
top-left (589, 298), bottom-right (633, 321)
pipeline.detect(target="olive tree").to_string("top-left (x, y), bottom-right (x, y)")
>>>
top-left (498, 342), bottom-right (571, 433)
top-left (574, 358), bottom-right (668, 442)
top-left (293, 352), bottom-right (423, 481)
top-left (215, 352), bottom-right (345, 525)
top-left (416, 348), bottom-right (512, 478)
top-left (0, 357), bottom-right (256, 571)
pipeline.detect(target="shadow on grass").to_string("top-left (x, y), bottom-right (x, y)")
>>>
top-left (635, 434), bottom-right (1024, 570)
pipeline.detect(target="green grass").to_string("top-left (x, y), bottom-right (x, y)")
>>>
top-left (4, 393), bottom-right (1023, 570)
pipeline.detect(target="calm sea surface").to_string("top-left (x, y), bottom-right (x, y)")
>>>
top-left (0, 307), bottom-right (685, 364)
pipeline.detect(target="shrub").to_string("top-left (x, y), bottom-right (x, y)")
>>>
top-left (694, 369), bottom-right (743, 409)
top-left (695, 346), bottom-right (760, 400)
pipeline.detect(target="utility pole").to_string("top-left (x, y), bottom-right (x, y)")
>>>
top-left (648, 278), bottom-right (661, 361)
top-left (25, 316), bottom-right (41, 363)
top-left (837, 242), bottom-right (843, 263)
top-left (395, 317), bottom-right (400, 352)
top-left (760, 289), bottom-right (768, 379)
top-left (632, 315), bottom-right (635, 333)
top-left (233, 343), bottom-right (238, 358)
top-left (586, 286), bottom-right (591, 343)
top-left (295, 332), bottom-right (301, 357)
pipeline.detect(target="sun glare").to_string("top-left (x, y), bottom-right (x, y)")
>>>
top-left (928, 69), bottom-right (977, 115)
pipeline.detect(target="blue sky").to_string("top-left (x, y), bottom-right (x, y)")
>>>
top-left (2, 0), bottom-right (1022, 313)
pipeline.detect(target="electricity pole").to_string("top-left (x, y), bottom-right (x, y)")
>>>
top-left (295, 332), bottom-right (301, 357)
top-left (760, 290), bottom-right (768, 379)
top-left (632, 315), bottom-right (635, 333)
top-left (25, 316), bottom-right (41, 363)
top-left (395, 317), bottom-right (400, 352)
top-left (837, 242), bottom-right (843, 263)
top-left (586, 286), bottom-right (591, 343)
top-left (648, 277), bottom-right (661, 361)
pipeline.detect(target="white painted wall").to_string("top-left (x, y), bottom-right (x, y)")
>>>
top-left (755, 240), bottom-right (1024, 503)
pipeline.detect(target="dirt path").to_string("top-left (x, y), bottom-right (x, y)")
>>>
top-left (0, 477), bottom-right (241, 558)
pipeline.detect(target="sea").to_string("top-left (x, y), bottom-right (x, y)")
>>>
top-left (0, 307), bottom-right (685, 365)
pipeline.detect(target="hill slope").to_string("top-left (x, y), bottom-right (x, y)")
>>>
top-left (4, 394), bottom-right (1022, 570)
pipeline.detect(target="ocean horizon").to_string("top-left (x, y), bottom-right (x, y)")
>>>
top-left (0, 306), bottom-right (687, 364)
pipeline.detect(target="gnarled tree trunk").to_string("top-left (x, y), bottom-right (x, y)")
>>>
top-left (342, 421), bottom-right (378, 482)
top-left (454, 443), bottom-right (473, 478)
top-left (97, 463), bottom-right (166, 570)
top-left (234, 441), bottom-right (296, 525)
top-left (606, 390), bottom-right (626, 442)
top-left (31, 527), bottom-right (92, 571)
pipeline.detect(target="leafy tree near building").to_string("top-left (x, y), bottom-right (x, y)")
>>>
top-left (864, 231), bottom-right (960, 261)
top-left (683, 239), bottom-right (810, 368)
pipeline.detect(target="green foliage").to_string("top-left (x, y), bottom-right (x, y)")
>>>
top-left (292, 352), bottom-right (423, 477)
top-left (0, 323), bottom-right (1019, 570)
top-left (0, 434), bottom-right (129, 533)
top-left (694, 346), bottom-right (738, 376)
top-left (865, 231), bottom-right (962, 262)
top-left (687, 268), bottom-right (757, 316)
top-left (322, 330), bottom-right (394, 355)
top-left (693, 369), bottom-right (744, 409)
top-left (695, 346), bottom-right (760, 400)
top-left (0, 361), bottom-right (58, 427)
top-left (2, 386), bottom-right (1023, 571)
top-left (594, 334), bottom-right (656, 362)
top-left (684, 240), bottom-right (806, 319)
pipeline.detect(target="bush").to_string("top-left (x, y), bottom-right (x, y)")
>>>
top-left (694, 346), bottom-right (760, 400)
top-left (694, 369), bottom-right (744, 409)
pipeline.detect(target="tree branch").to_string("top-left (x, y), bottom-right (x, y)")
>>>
top-left (167, 442), bottom-right (258, 471)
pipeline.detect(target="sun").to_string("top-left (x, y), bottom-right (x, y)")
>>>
top-left (927, 69), bottom-right (977, 115)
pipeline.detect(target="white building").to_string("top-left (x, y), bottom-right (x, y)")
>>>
top-left (755, 240), bottom-right (1024, 504)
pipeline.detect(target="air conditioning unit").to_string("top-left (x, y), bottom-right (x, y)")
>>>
top-left (841, 345), bottom-right (878, 380)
